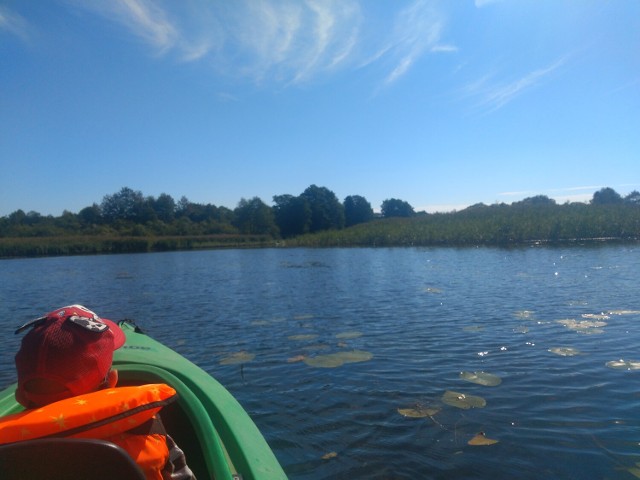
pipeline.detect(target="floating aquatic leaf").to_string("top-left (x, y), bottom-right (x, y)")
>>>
top-left (605, 359), bottom-right (640, 370)
top-left (582, 313), bottom-right (610, 320)
top-left (549, 347), bottom-right (581, 357)
top-left (337, 350), bottom-right (373, 363)
top-left (321, 452), bottom-right (338, 460)
top-left (459, 371), bottom-right (502, 386)
top-left (335, 331), bottom-right (362, 339)
top-left (288, 334), bottom-right (319, 341)
top-left (397, 406), bottom-right (440, 418)
top-left (463, 325), bottom-right (484, 332)
top-left (468, 432), bottom-right (499, 446)
top-left (626, 463), bottom-right (640, 479)
top-left (628, 467), bottom-right (640, 479)
top-left (251, 320), bottom-right (270, 326)
top-left (442, 390), bottom-right (486, 409)
top-left (219, 351), bottom-right (255, 365)
top-left (557, 319), bottom-right (606, 334)
top-left (303, 355), bottom-right (344, 368)
top-left (287, 355), bottom-right (306, 363)
top-left (303, 350), bottom-right (374, 368)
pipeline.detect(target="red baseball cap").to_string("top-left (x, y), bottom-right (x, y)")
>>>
top-left (15, 305), bottom-right (126, 408)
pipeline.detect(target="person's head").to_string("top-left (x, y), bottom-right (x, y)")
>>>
top-left (14, 305), bottom-right (125, 408)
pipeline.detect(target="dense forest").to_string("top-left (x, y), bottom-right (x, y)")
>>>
top-left (1, 186), bottom-right (639, 257)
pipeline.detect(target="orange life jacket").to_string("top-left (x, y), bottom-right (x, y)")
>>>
top-left (0, 383), bottom-right (177, 480)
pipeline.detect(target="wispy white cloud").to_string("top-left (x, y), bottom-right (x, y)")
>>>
top-left (377, 0), bottom-right (453, 86)
top-left (226, 0), bottom-right (362, 84)
top-left (71, 0), bottom-right (213, 61)
top-left (0, 6), bottom-right (30, 41)
top-left (69, 0), bottom-right (455, 87)
top-left (464, 58), bottom-right (567, 113)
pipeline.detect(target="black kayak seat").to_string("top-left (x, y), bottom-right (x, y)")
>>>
top-left (0, 437), bottom-right (146, 480)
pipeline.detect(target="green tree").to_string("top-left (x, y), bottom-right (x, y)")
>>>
top-left (591, 187), bottom-right (623, 205)
top-left (55, 211), bottom-right (81, 230)
top-left (514, 195), bottom-right (556, 206)
top-left (100, 187), bottom-right (146, 222)
top-left (344, 195), bottom-right (374, 227)
top-left (8, 209), bottom-right (27, 225)
top-left (300, 185), bottom-right (345, 232)
top-left (78, 204), bottom-right (102, 225)
top-left (624, 190), bottom-right (640, 205)
top-left (153, 193), bottom-right (176, 223)
top-left (381, 198), bottom-right (415, 218)
top-left (272, 194), bottom-right (311, 238)
top-left (233, 197), bottom-right (278, 235)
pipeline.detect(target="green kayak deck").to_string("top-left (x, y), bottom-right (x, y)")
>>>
top-left (0, 320), bottom-right (287, 480)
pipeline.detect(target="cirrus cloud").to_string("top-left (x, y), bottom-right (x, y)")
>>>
top-left (70, 0), bottom-right (455, 88)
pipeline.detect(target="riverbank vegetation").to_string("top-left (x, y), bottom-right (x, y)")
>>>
top-left (1, 186), bottom-right (639, 257)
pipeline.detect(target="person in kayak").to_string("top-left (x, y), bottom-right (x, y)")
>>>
top-left (12, 305), bottom-right (195, 480)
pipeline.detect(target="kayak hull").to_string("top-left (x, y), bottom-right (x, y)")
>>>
top-left (0, 321), bottom-right (287, 480)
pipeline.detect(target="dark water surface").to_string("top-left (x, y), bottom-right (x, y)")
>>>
top-left (2, 246), bottom-right (640, 479)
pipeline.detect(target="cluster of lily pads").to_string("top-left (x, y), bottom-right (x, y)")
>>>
top-left (286, 330), bottom-right (375, 368)
top-left (218, 321), bottom-right (376, 370)
top-left (394, 307), bottom-right (640, 449)
top-left (397, 370), bottom-right (502, 446)
top-left (512, 310), bottom-right (640, 370)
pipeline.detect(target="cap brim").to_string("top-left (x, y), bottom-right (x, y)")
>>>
top-left (102, 319), bottom-right (126, 350)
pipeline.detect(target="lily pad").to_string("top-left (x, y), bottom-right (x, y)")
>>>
top-left (219, 351), bottom-right (255, 365)
top-left (442, 390), bottom-right (486, 410)
top-left (288, 334), bottom-right (319, 341)
top-left (303, 355), bottom-right (344, 368)
top-left (468, 432), bottom-right (499, 446)
top-left (251, 320), bottom-right (270, 326)
top-left (557, 319), bottom-right (606, 334)
top-left (459, 371), bottom-right (502, 387)
top-left (463, 325), bottom-right (484, 332)
top-left (336, 350), bottom-right (373, 363)
top-left (549, 347), bottom-right (581, 356)
top-left (397, 406), bottom-right (440, 418)
top-left (605, 359), bottom-right (640, 370)
top-left (582, 313), bottom-right (610, 320)
top-left (335, 331), bottom-right (362, 339)
top-left (626, 463), bottom-right (640, 478)
top-left (303, 350), bottom-right (373, 368)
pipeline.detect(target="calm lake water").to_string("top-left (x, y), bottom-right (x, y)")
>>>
top-left (1, 246), bottom-right (640, 479)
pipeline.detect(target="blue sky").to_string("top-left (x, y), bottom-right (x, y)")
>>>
top-left (1, 0), bottom-right (638, 217)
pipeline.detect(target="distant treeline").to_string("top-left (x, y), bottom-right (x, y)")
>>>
top-left (1, 186), bottom-right (639, 257)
